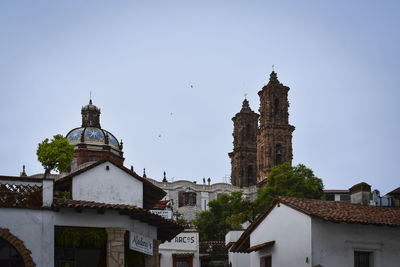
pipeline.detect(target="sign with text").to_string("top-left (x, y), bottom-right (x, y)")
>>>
top-left (129, 232), bottom-right (153, 255)
top-left (150, 210), bottom-right (172, 219)
top-left (159, 232), bottom-right (198, 251)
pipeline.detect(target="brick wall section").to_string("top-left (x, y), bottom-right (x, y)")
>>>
top-left (106, 228), bottom-right (125, 267)
top-left (0, 228), bottom-right (35, 267)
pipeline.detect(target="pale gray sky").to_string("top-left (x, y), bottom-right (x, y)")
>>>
top-left (0, 1), bottom-right (399, 194)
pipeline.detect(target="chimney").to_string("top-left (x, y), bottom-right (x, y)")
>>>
top-left (349, 182), bottom-right (371, 205)
top-left (42, 178), bottom-right (54, 207)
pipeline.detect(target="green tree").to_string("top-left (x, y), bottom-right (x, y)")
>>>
top-left (194, 163), bottom-right (323, 241)
top-left (252, 162), bottom-right (324, 216)
top-left (193, 191), bottom-right (252, 240)
top-left (36, 134), bottom-right (75, 174)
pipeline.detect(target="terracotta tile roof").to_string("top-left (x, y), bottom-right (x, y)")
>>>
top-left (52, 198), bottom-right (183, 242)
top-left (231, 196), bottom-right (400, 253)
top-left (279, 196), bottom-right (400, 226)
top-left (387, 187), bottom-right (400, 195)
top-left (323, 189), bottom-right (349, 193)
top-left (153, 200), bottom-right (170, 210)
top-left (247, 240), bottom-right (275, 253)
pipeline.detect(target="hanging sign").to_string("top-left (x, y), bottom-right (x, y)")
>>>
top-left (150, 210), bottom-right (173, 219)
top-left (129, 232), bottom-right (153, 255)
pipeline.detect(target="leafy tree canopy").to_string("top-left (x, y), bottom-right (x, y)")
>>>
top-left (36, 134), bottom-right (75, 173)
top-left (193, 191), bottom-right (252, 241)
top-left (252, 162), bottom-right (324, 216)
top-left (194, 163), bottom-right (324, 241)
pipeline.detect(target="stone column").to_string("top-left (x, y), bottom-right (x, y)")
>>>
top-left (145, 240), bottom-right (161, 267)
top-left (106, 228), bottom-right (126, 267)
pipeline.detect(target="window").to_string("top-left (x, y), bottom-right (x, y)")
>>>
top-left (89, 156), bottom-right (99, 162)
top-left (354, 251), bottom-right (372, 267)
top-left (275, 144), bottom-right (282, 165)
top-left (178, 192), bottom-right (197, 207)
top-left (260, 255), bottom-right (271, 267)
top-left (325, 194), bottom-right (335, 201)
top-left (71, 157), bottom-right (77, 170)
top-left (247, 165), bottom-right (254, 185)
top-left (274, 98), bottom-right (279, 114)
top-left (340, 194), bottom-right (350, 201)
top-left (246, 124), bottom-right (252, 137)
top-left (173, 255), bottom-right (193, 267)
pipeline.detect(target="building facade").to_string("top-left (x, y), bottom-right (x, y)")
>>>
top-left (147, 177), bottom-right (257, 223)
top-left (230, 196), bottom-right (400, 267)
top-left (0, 160), bottom-right (182, 267)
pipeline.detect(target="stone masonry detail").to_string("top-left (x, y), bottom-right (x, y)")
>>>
top-left (229, 99), bottom-right (259, 187)
top-left (106, 227), bottom-right (125, 267)
top-left (256, 71), bottom-right (295, 186)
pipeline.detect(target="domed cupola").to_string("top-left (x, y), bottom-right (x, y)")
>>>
top-left (66, 100), bottom-right (124, 170)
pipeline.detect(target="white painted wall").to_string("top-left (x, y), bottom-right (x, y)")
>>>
top-left (159, 231), bottom-right (200, 267)
top-left (226, 230), bottom-right (250, 267)
top-left (250, 204), bottom-right (312, 267)
top-left (311, 219), bottom-right (400, 267)
top-left (0, 207), bottom-right (157, 267)
top-left (0, 208), bottom-right (54, 267)
top-left (72, 162), bottom-right (143, 207)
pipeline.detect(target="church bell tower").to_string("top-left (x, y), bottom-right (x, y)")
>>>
top-left (257, 71), bottom-right (295, 186)
top-left (229, 98), bottom-right (259, 187)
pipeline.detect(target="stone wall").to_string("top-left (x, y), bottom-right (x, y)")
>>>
top-left (106, 228), bottom-right (125, 267)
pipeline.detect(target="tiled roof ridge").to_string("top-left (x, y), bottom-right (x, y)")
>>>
top-left (231, 196), bottom-right (400, 253)
top-left (52, 197), bottom-right (184, 242)
top-left (277, 196), bottom-right (400, 226)
top-left (52, 197), bottom-right (180, 224)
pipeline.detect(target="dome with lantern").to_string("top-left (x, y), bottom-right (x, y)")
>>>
top-left (66, 100), bottom-right (124, 169)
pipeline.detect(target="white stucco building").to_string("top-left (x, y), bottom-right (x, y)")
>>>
top-left (159, 229), bottom-right (200, 267)
top-left (229, 196), bottom-right (400, 267)
top-left (0, 159), bottom-right (182, 267)
top-left (147, 177), bottom-right (257, 222)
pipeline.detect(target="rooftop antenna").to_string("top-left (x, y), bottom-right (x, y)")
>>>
top-left (272, 64), bottom-right (275, 72)
top-left (222, 174), bottom-right (230, 184)
top-left (244, 93), bottom-right (248, 100)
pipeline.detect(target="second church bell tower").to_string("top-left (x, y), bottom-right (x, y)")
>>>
top-left (257, 71), bottom-right (295, 186)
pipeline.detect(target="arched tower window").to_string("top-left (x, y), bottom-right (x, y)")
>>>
top-left (274, 98), bottom-right (279, 115)
top-left (247, 165), bottom-right (254, 185)
top-left (275, 144), bottom-right (282, 165)
top-left (246, 124), bottom-right (251, 137)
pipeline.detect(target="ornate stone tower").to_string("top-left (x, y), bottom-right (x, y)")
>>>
top-left (229, 99), bottom-right (259, 187)
top-left (257, 71), bottom-right (295, 186)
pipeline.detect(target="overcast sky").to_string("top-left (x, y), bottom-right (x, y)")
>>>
top-left (0, 1), bottom-right (399, 194)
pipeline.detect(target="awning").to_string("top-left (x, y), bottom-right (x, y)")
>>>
top-left (246, 240), bottom-right (275, 253)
